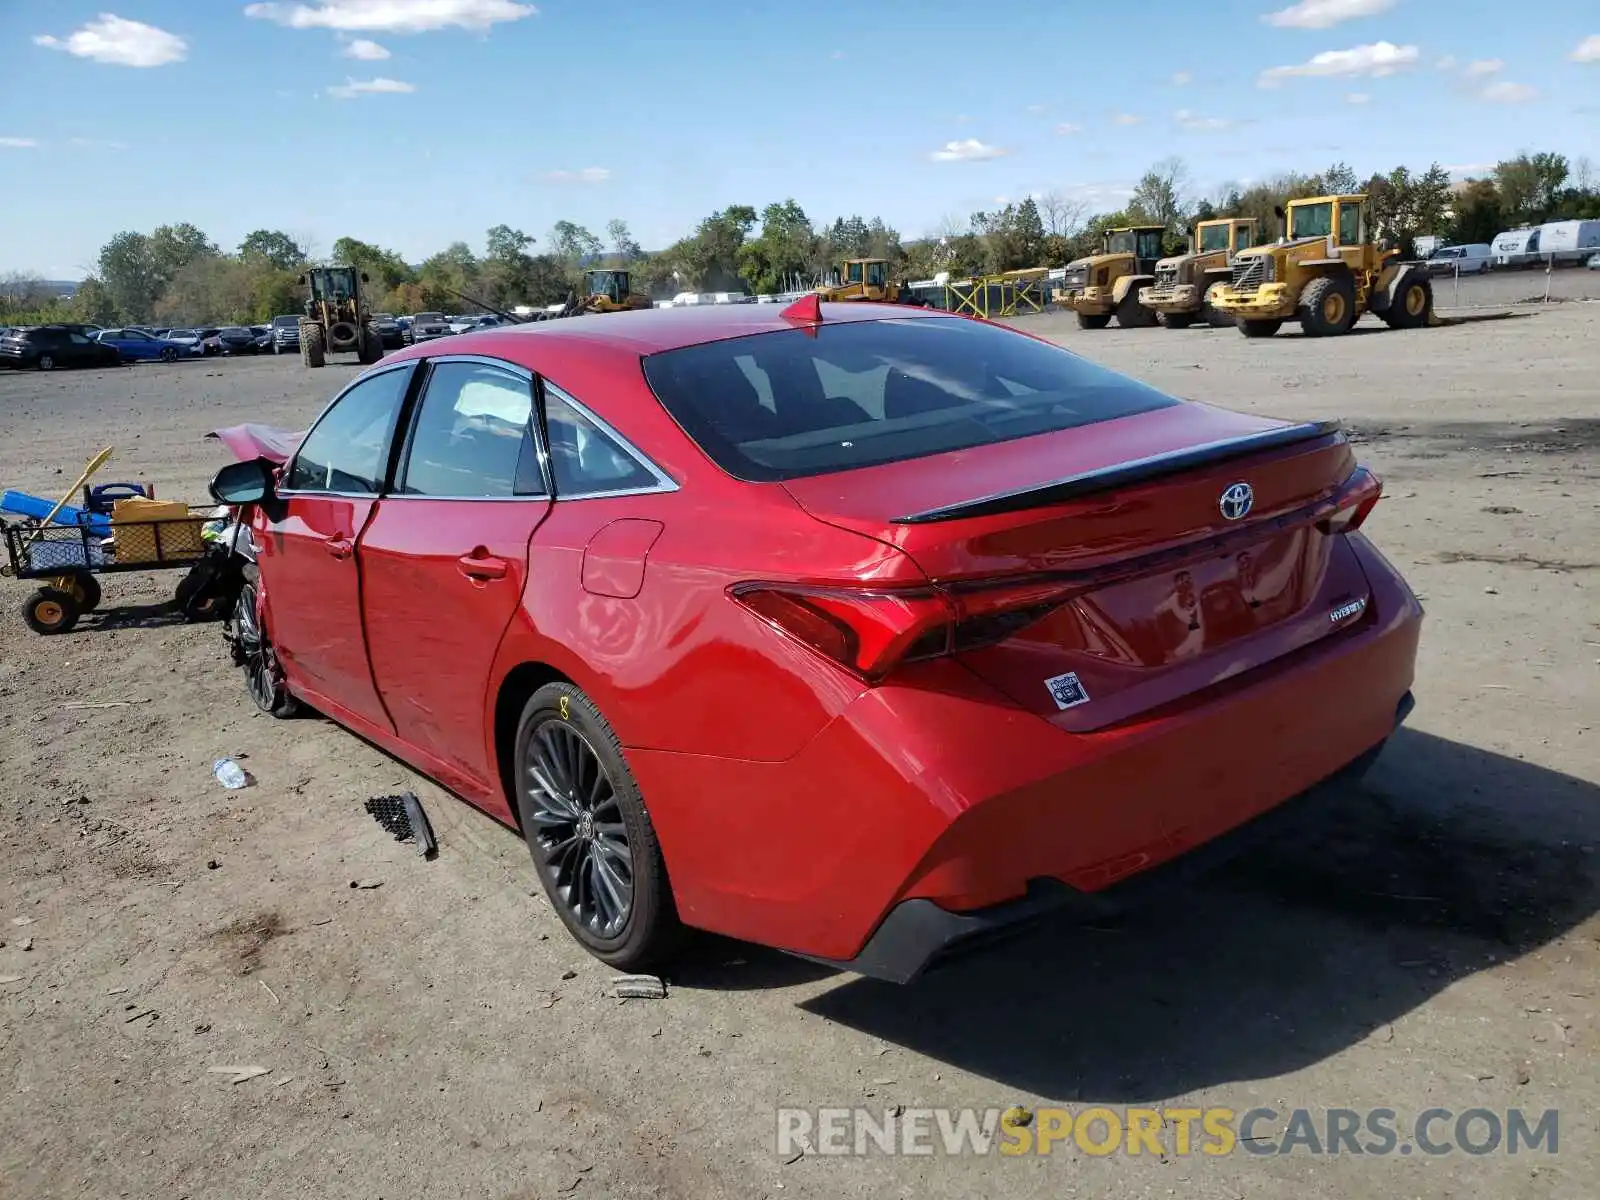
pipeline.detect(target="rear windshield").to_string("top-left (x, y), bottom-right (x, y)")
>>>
top-left (640, 316), bottom-right (1180, 482)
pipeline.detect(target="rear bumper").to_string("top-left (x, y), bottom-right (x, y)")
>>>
top-left (818, 691), bottom-right (1413, 983)
top-left (632, 535), bottom-right (1422, 976)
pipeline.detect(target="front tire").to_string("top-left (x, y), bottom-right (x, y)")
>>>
top-left (160, 347), bottom-right (178, 362)
top-left (1115, 290), bottom-right (1157, 328)
top-left (1382, 271), bottom-right (1433, 330)
top-left (357, 328), bottom-right (384, 365)
top-left (300, 321), bottom-right (326, 368)
top-left (231, 565), bottom-right (299, 717)
top-left (1239, 319), bottom-right (1283, 338)
top-left (514, 682), bottom-right (682, 972)
top-left (1075, 312), bottom-right (1111, 330)
top-left (38, 354), bottom-right (56, 371)
top-left (1159, 310), bottom-right (1197, 329)
top-left (23, 588), bottom-right (78, 634)
top-left (1298, 274), bottom-right (1358, 337)
top-left (1203, 281), bottom-right (1234, 327)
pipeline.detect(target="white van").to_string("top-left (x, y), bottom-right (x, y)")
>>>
top-left (1425, 244), bottom-right (1493, 275)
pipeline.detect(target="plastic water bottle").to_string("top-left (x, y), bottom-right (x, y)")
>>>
top-left (213, 758), bottom-right (249, 789)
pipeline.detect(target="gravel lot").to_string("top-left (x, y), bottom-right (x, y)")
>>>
top-left (1, 303), bottom-right (1596, 1199)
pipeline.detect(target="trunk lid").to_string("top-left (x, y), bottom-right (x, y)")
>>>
top-left (782, 402), bottom-right (1375, 729)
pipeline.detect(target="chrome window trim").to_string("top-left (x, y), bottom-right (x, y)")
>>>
top-left (276, 360), bottom-right (418, 498)
top-left (539, 379), bottom-right (679, 499)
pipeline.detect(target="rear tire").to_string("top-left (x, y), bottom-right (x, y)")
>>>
top-left (1298, 274), bottom-right (1358, 337)
top-left (357, 328), bottom-right (384, 365)
top-left (513, 682), bottom-right (684, 973)
top-left (300, 321), bottom-right (326, 368)
top-left (1076, 312), bottom-right (1112, 330)
top-left (1239, 319), bottom-right (1282, 338)
top-left (23, 588), bottom-right (78, 635)
top-left (1382, 271), bottom-right (1433, 329)
top-left (160, 346), bottom-right (178, 363)
top-left (38, 354), bottom-right (56, 371)
top-left (1159, 310), bottom-right (1197, 329)
top-left (1115, 290), bottom-right (1157, 328)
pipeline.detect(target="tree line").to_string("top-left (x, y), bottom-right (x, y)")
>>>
top-left (3, 149), bottom-right (1594, 329)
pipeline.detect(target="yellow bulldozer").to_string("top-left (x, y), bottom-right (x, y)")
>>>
top-left (568, 268), bottom-right (654, 314)
top-left (1138, 217), bottom-right (1260, 329)
top-left (815, 258), bottom-right (928, 305)
top-left (1055, 225), bottom-right (1167, 330)
top-left (297, 265), bottom-right (385, 369)
top-left (1209, 193), bottom-right (1434, 338)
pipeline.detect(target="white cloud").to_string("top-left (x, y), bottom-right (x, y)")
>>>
top-left (69, 136), bottom-right (128, 149)
top-left (1054, 122), bottom-right (1082, 135)
top-left (541, 167), bottom-right (611, 183)
top-left (1112, 112), bottom-right (1144, 125)
top-left (326, 75), bottom-right (415, 97)
top-left (0, 137), bottom-right (39, 148)
top-left (33, 14), bottom-right (188, 67)
top-left (1171, 70), bottom-right (1192, 85)
top-left (1174, 108), bottom-right (1235, 131)
top-left (1258, 41), bottom-right (1419, 87)
top-left (1571, 35), bottom-right (1600, 63)
top-left (1480, 80), bottom-right (1537, 103)
top-left (829, 49), bottom-right (845, 60)
top-left (956, 113), bottom-right (972, 124)
top-left (1263, 0), bottom-right (1394, 29)
top-left (1345, 91), bottom-right (1370, 103)
top-left (343, 37), bottom-right (390, 59)
top-left (1434, 55), bottom-right (1457, 70)
top-left (1463, 58), bottom-right (1503, 77)
top-left (929, 138), bottom-right (1008, 162)
top-left (244, 0), bottom-right (537, 33)
top-left (1444, 162), bottom-right (1495, 177)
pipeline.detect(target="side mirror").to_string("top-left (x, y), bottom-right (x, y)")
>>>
top-left (360, 272), bottom-right (370, 283)
top-left (210, 457), bottom-right (276, 505)
top-left (1273, 205), bottom-right (1285, 220)
top-left (1175, 240), bottom-right (1190, 254)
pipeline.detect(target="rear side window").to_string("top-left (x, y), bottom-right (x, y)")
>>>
top-left (399, 362), bottom-right (540, 499)
top-left (640, 317), bottom-right (1179, 482)
top-left (543, 384), bottom-right (661, 497)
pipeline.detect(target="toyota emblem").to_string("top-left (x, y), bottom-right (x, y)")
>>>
top-left (1219, 482), bottom-right (1254, 521)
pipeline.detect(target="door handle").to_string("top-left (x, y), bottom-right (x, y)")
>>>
top-left (325, 538), bottom-right (354, 560)
top-left (457, 552), bottom-right (508, 581)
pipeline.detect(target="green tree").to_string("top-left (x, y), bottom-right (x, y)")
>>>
top-left (1494, 153), bottom-right (1569, 224)
top-left (97, 231), bottom-right (161, 322)
top-left (70, 277), bottom-right (118, 324)
top-left (672, 205), bottom-right (756, 290)
top-left (148, 223), bottom-right (219, 285)
top-left (738, 199), bottom-right (817, 293)
top-left (1128, 157), bottom-right (1192, 234)
top-left (1322, 161), bottom-right (1361, 194)
top-left (606, 219), bottom-right (642, 264)
top-left (238, 229), bottom-right (306, 271)
top-left (330, 237), bottom-right (413, 292)
top-left (417, 242), bottom-right (479, 310)
top-left (549, 220), bottom-right (604, 270)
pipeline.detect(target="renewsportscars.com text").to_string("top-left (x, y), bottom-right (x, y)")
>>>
top-left (775, 1106), bottom-right (1559, 1158)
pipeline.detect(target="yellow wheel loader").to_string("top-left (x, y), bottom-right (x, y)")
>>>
top-left (1138, 217), bottom-right (1259, 329)
top-left (297, 265), bottom-right (384, 369)
top-left (814, 258), bottom-right (928, 305)
top-left (1210, 194), bottom-right (1434, 339)
top-left (1055, 225), bottom-right (1166, 330)
top-left (565, 268), bottom-right (654, 315)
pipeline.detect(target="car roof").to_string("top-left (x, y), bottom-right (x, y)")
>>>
top-left (388, 301), bottom-right (960, 365)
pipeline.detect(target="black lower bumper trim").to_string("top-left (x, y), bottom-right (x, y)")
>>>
top-left (812, 689), bottom-right (1416, 985)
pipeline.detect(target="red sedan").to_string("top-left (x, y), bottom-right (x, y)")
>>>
top-left (209, 299), bottom-right (1422, 982)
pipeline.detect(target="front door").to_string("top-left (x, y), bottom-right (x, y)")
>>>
top-left (360, 358), bottom-right (550, 796)
top-left (259, 362), bottom-right (415, 730)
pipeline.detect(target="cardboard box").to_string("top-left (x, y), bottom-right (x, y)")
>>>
top-left (111, 498), bottom-right (205, 564)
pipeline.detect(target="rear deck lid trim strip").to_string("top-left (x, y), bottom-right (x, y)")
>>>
top-left (891, 419), bottom-right (1346, 525)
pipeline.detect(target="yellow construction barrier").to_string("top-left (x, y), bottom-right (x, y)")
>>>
top-left (942, 270), bottom-right (1052, 318)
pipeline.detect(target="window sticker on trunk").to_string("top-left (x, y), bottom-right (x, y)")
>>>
top-left (1044, 671), bottom-right (1091, 710)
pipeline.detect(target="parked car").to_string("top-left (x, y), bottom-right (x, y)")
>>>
top-left (408, 311), bottom-right (453, 343)
top-left (1, 324), bottom-right (123, 370)
top-left (1425, 244), bottom-right (1492, 276)
top-left (214, 326), bottom-right (261, 355)
top-left (93, 327), bottom-right (187, 362)
top-left (249, 324), bottom-right (273, 353)
top-left (209, 304), bottom-right (1423, 983)
top-left (269, 314), bottom-right (302, 354)
top-left (162, 329), bottom-right (206, 357)
top-left (394, 315), bottom-right (414, 344)
top-left (369, 313), bottom-right (407, 350)
top-left (197, 328), bottom-right (224, 356)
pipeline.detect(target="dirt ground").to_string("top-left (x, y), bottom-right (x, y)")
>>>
top-left (1, 303), bottom-right (1596, 1199)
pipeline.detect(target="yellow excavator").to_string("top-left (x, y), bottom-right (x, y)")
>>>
top-left (815, 259), bottom-right (929, 305)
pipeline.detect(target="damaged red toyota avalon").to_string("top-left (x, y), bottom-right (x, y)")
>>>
top-left (210, 299), bottom-right (1422, 983)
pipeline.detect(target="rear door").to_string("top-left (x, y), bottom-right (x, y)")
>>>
top-left (261, 362), bottom-right (415, 729)
top-left (360, 356), bottom-right (550, 794)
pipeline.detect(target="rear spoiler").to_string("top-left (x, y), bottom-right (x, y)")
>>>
top-left (892, 419), bottom-right (1347, 524)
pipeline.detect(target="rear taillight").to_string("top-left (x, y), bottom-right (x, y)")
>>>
top-left (1317, 466), bottom-right (1382, 535)
top-left (728, 578), bottom-right (1077, 682)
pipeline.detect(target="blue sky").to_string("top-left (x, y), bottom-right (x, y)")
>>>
top-left (2, 0), bottom-right (1597, 278)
